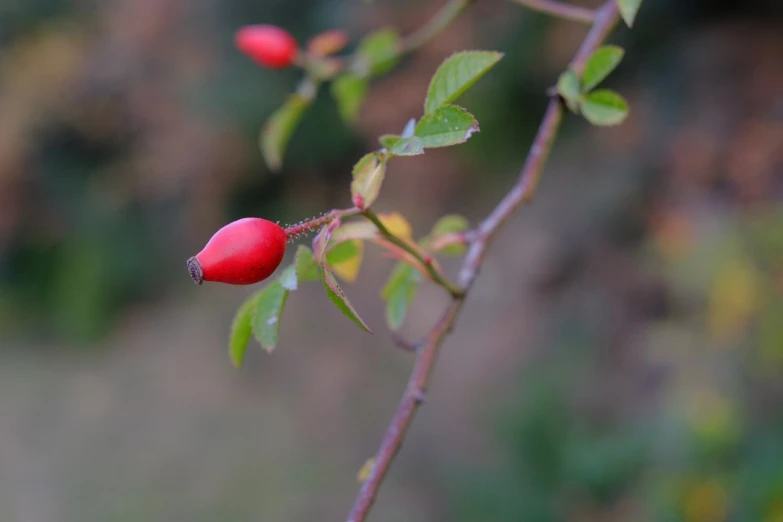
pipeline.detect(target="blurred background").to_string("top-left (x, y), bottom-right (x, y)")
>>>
top-left (1, 0), bottom-right (782, 520)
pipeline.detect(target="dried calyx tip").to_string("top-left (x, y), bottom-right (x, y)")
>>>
top-left (187, 257), bottom-right (204, 285)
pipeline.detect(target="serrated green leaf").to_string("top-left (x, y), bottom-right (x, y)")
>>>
top-left (229, 291), bottom-right (261, 367)
top-left (424, 51), bottom-right (503, 114)
top-left (313, 217), bottom-right (342, 263)
top-left (617, 0), bottom-right (642, 27)
top-left (279, 264), bottom-right (298, 291)
top-left (557, 69), bottom-right (581, 102)
top-left (357, 28), bottom-right (401, 76)
top-left (580, 89), bottom-right (629, 126)
top-left (251, 281), bottom-right (289, 352)
top-left (322, 269), bottom-right (372, 332)
top-left (381, 262), bottom-right (421, 330)
top-left (581, 46), bottom-right (624, 92)
top-left (414, 105), bottom-right (479, 148)
top-left (351, 152), bottom-right (386, 209)
top-left (295, 246), bottom-right (319, 282)
top-left (388, 137), bottom-right (424, 156)
top-left (260, 94), bottom-right (311, 171)
top-left (379, 135), bottom-right (402, 149)
top-left (331, 74), bottom-right (368, 124)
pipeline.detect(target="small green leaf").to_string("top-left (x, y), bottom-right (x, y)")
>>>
top-left (322, 269), bottom-right (372, 332)
top-left (379, 135), bottom-right (402, 149)
top-left (414, 105), bottom-right (479, 148)
top-left (229, 291), bottom-right (261, 367)
top-left (351, 152), bottom-right (386, 209)
top-left (357, 28), bottom-right (401, 76)
top-left (388, 137), bottom-right (424, 156)
top-left (279, 264), bottom-right (298, 291)
top-left (295, 246), bottom-right (319, 282)
top-left (581, 45), bottom-right (624, 92)
top-left (313, 217), bottom-right (342, 263)
top-left (617, 0), bottom-right (642, 27)
top-left (326, 240), bottom-right (363, 282)
top-left (557, 69), bottom-right (581, 102)
top-left (331, 74), bottom-right (368, 124)
top-left (432, 215), bottom-right (470, 236)
top-left (381, 262), bottom-right (421, 330)
top-left (260, 94), bottom-right (311, 171)
top-left (580, 89), bottom-right (629, 126)
top-left (251, 281), bottom-right (289, 352)
top-left (424, 51), bottom-right (503, 114)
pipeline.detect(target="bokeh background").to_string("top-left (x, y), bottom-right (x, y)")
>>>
top-left (1, 0), bottom-right (783, 520)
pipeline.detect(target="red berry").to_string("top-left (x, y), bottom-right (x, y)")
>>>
top-left (235, 25), bottom-right (299, 69)
top-left (188, 218), bottom-right (287, 285)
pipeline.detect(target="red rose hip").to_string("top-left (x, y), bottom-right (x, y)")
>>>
top-left (188, 218), bottom-right (287, 285)
top-left (235, 25), bottom-right (299, 69)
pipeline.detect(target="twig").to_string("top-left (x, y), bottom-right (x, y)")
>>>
top-left (345, 2), bottom-right (620, 521)
top-left (401, 0), bottom-right (474, 53)
top-left (284, 207), bottom-right (361, 238)
top-left (509, 0), bottom-right (596, 24)
top-left (363, 209), bottom-right (464, 298)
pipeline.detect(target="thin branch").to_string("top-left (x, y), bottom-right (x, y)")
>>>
top-left (363, 209), bottom-right (464, 298)
top-left (284, 207), bottom-right (361, 238)
top-left (509, 0), bottom-right (596, 24)
top-left (345, 2), bottom-right (620, 521)
top-left (401, 0), bottom-right (474, 53)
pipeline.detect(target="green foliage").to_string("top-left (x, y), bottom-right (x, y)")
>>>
top-left (429, 214), bottom-right (470, 255)
top-left (351, 153), bottom-right (387, 209)
top-left (424, 51), bottom-right (504, 114)
top-left (556, 69), bottom-right (581, 103)
top-left (617, 0), bottom-right (643, 27)
top-left (251, 280), bottom-right (289, 353)
top-left (581, 45), bottom-right (624, 92)
top-left (414, 105), bottom-right (480, 148)
top-left (357, 28), bottom-right (401, 76)
top-left (381, 262), bottom-right (421, 330)
top-left (229, 291), bottom-right (260, 367)
top-left (388, 137), bottom-right (425, 156)
top-left (295, 246), bottom-right (320, 282)
top-left (322, 269), bottom-right (372, 332)
top-left (331, 74), bottom-right (368, 123)
top-left (260, 94), bottom-right (311, 171)
top-left (580, 89), bottom-right (629, 126)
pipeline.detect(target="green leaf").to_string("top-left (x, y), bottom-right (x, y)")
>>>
top-left (557, 69), bottom-right (581, 102)
top-left (331, 74), bottom-right (368, 124)
top-left (295, 246), bottom-right (319, 282)
top-left (388, 137), bottom-right (424, 156)
top-left (351, 152), bottom-right (387, 209)
top-left (580, 89), bottom-right (629, 126)
top-left (229, 291), bottom-right (261, 367)
top-left (581, 46), bottom-right (624, 92)
top-left (617, 0), bottom-right (642, 27)
top-left (251, 281), bottom-right (289, 352)
top-left (432, 214), bottom-right (470, 236)
top-left (260, 94), bottom-right (311, 171)
top-left (357, 28), bottom-right (401, 76)
top-left (322, 269), bottom-right (372, 332)
top-left (326, 240), bottom-right (363, 282)
top-left (313, 217), bottom-right (342, 263)
top-left (430, 214), bottom-right (469, 256)
top-left (424, 51), bottom-right (503, 114)
top-left (414, 105), bottom-right (479, 148)
top-left (379, 135), bottom-right (402, 149)
top-left (278, 264), bottom-right (298, 291)
top-left (381, 262), bottom-right (421, 330)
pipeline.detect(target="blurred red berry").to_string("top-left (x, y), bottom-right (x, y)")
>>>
top-left (235, 25), bottom-right (299, 69)
top-left (188, 218), bottom-right (287, 285)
